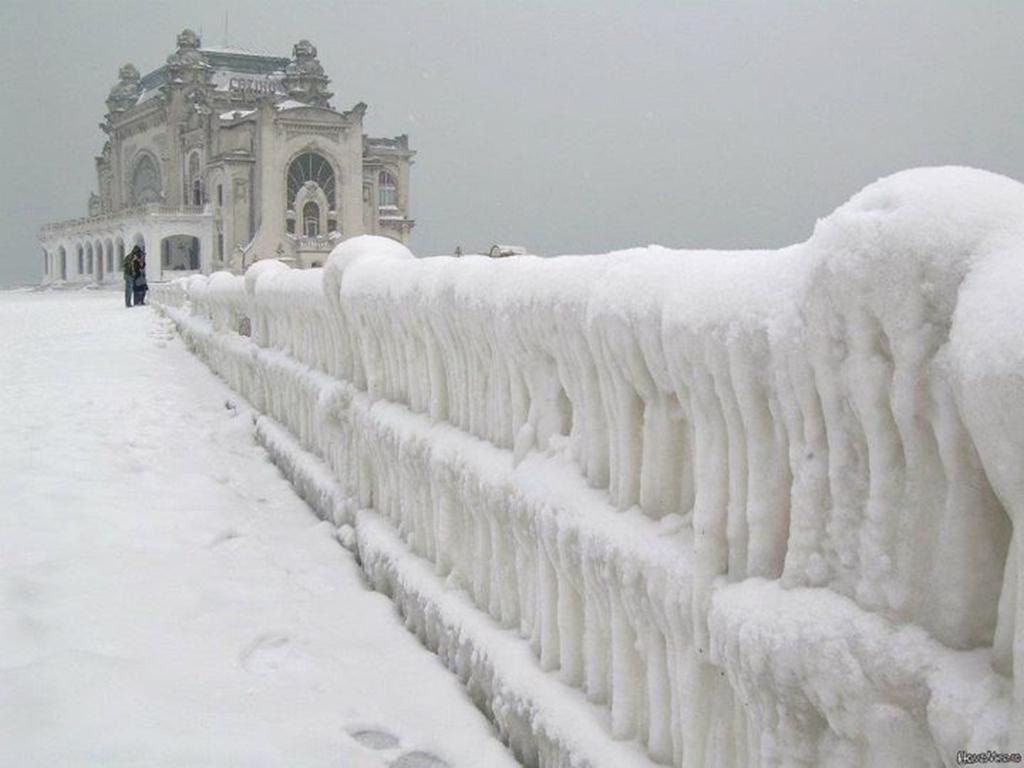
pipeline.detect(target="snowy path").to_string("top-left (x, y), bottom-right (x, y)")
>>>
top-left (0, 291), bottom-right (517, 768)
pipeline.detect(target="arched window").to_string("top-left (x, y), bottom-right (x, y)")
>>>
top-left (130, 154), bottom-right (162, 205)
top-left (287, 153), bottom-right (335, 209)
top-left (378, 170), bottom-right (397, 207)
top-left (303, 201), bottom-right (320, 236)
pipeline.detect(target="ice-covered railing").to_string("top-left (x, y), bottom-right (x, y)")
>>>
top-left (148, 279), bottom-right (188, 309)
top-left (158, 167), bottom-right (1023, 764)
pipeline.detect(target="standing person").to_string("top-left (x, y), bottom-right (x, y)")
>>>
top-left (122, 245), bottom-right (139, 307)
top-left (132, 247), bottom-right (148, 307)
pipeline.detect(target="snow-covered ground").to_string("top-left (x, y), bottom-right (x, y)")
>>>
top-left (0, 290), bottom-right (517, 767)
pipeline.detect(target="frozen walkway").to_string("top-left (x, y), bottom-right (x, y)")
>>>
top-left (0, 290), bottom-right (517, 768)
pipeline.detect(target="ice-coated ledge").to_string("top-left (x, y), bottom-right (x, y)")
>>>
top-left (152, 166), bottom-right (1024, 765)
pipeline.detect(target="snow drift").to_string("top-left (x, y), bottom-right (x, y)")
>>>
top-left (152, 167), bottom-right (1023, 766)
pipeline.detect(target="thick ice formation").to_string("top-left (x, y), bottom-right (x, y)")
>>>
top-left (152, 167), bottom-right (1023, 766)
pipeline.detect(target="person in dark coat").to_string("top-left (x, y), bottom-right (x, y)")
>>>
top-left (132, 248), bottom-right (148, 306)
top-left (122, 245), bottom-right (139, 307)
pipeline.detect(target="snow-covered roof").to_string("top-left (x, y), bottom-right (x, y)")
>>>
top-left (219, 109), bottom-right (256, 121)
top-left (275, 99), bottom-right (308, 111)
top-left (136, 88), bottom-right (162, 104)
top-left (201, 44), bottom-right (276, 57)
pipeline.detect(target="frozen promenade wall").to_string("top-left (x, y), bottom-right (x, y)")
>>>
top-left (153, 167), bottom-right (1023, 766)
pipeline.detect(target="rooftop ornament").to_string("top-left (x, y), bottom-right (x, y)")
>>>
top-left (165, 28), bottom-right (212, 88)
top-left (282, 39), bottom-right (333, 107)
top-left (106, 63), bottom-right (141, 114)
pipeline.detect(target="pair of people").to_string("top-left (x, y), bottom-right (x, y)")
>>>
top-left (122, 246), bottom-right (148, 307)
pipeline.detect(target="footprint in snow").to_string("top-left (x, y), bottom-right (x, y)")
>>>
top-left (208, 529), bottom-right (242, 547)
top-left (345, 728), bottom-right (450, 768)
top-left (349, 729), bottom-right (400, 750)
top-left (390, 752), bottom-right (450, 768)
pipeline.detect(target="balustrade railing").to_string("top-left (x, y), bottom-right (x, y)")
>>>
top-left (148, 166), bottom-right (1024, 768)
top-left (289, 233), bottom-right (342, 250)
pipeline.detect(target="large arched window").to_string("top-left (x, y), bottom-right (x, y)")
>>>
top-left (287, 152), bottom-right (337, 235)
top-left (378, 170), bottom-right (397, 207)
top-left (130, 154), bottom-right (162, 205)
top-left (303, 201), bottom-right (320, 236)
top-left (287, 153), bottom-right (335, 209)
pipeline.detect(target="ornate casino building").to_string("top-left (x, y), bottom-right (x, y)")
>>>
top-left (39, 29), bottom-right (415, 284)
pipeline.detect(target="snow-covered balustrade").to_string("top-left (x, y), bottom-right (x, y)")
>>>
top-left (157, 167), bottom-right (1023, 766)
top-left (148, 278), bottom-right (188, 309)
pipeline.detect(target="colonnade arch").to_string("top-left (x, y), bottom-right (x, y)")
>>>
top-left (160, 234), bottom-right (201, 271)
top-left (45, 234), bottom-right (133, 283)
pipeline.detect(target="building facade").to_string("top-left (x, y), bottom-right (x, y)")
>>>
top-left (39, 29), bottom-right (414, 284)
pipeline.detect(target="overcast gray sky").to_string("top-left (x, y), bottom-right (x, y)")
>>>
top-left (2, 0), bottom-right (1023, 285)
